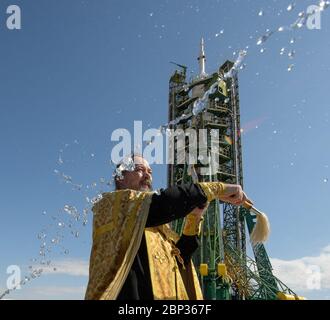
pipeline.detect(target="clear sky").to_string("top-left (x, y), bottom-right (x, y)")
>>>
top-left (0, 0), bottom-right (330, 299)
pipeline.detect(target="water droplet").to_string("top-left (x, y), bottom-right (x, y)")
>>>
top-left (149, 12), bottom-right (154, 17)
top-left (288, 50), bottom-right (296, 59)
top-left (280, 47), bottom-right (286, 55)
top-left (260, 48), bottom-right (266, 53)
top-left (91, 194), bottom-right (103, 204)
top-left (58, 222), bottom-right (64, 228)
top-left (37, 232), bottom-right (46, 240)
top-left (319, 1), bottom-right (330, 11)
top-left (74, 231), bottom-right (79, 238)
top-left (256, 31), bottom-right (273, 46)
top-left (62, 173), bottom-right (72, 183)
top-left (290, 38), bottom-right (296, 44)
top-left (287, 64), bottom-right (294, 72)
top-left (64, 249), bottom-right (69, 254)
top-left (72, 183), bottom-right (83, 191)
top-left (64, 205), bottom-right (78, 218)
top-left (287, 3), bottom-right (295, 12)
top-left (273, 130), bottom-right (278, 134)
top-left (91, 153), bottom-right (95, 158)
top-left (323, 178), bottom-right (328, 183)
top-left (215, 29), bottom-right (224, 37)
top-left (258, 10), bottom-right (264, 16)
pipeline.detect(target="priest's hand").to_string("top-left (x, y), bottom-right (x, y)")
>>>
top-left (220, 184), bottom-right (253, 206)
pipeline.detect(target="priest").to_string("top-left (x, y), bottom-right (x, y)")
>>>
top-left (85, 154), bottom-right (251, 300)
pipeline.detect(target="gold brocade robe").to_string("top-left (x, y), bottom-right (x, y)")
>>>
top-left (85, 189), bottom-right (203, 300)
top-left (145, 225), bottom-right (203, 300)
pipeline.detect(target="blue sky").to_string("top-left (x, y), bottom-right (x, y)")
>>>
top-left (0, 0), bottom-right (330, 299)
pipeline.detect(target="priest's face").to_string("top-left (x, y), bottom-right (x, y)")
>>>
top-left (116, 156), bottom-right (153, 191)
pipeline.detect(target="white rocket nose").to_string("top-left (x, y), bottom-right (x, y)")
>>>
top-left (198, 37), bottom-right (207, 78)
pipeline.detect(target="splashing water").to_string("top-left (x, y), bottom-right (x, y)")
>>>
top-left (319, 0), bottom-right (330, 11)
top-left (114, 156), bottom-right (136, 180)
top-left (256, 0), bottom-right (330, 49)
top-left (192, 82), bottom-right (218, 116)
top-left (224, 50), bottom-right (248, 79)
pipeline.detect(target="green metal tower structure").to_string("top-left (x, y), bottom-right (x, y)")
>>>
top-left (168, 40), bottom-right (302, 300)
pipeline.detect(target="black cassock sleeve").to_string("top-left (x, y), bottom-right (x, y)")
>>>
top-left (146, 182), bottom-right (207, 265)
top-left (146, 182), bottom-right (207, 227)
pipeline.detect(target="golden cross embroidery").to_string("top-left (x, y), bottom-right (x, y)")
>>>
top-left (154, 252), bottom-right (167, 264)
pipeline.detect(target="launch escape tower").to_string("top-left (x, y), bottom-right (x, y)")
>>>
top-left (168, 39), bottom-right (301, 300)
